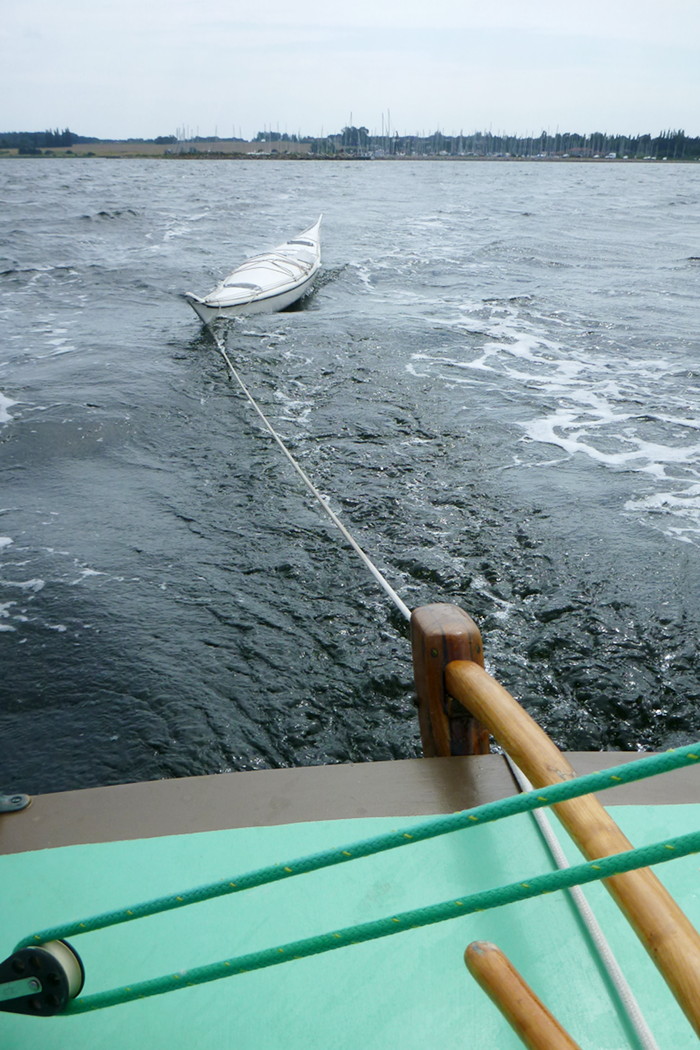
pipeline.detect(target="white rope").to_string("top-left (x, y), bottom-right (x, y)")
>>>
top-left (210, 331), bottom-right (411, 622)
top-left (212, 330), bottom-right (657, 1047)
top-left (504, 754), bottom-right (660, 1050)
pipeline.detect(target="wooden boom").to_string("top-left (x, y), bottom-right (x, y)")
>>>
top-left (445, 657), bottom-right (700, 1038)
top-left (465, 942), bottom-right (582, 1050)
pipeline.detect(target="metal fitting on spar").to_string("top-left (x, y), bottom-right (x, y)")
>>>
top-left (0, 940), bottom-right (84, 1016)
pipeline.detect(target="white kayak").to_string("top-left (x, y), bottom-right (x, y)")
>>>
top-left (185, 217), bottom-right (322, 323)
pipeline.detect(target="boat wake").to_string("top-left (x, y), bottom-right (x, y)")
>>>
top-left (408, 298), bottom-right (700, 546)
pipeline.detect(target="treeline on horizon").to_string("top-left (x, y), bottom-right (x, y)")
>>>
top-left (0, 128), bottom-right (177, 153)
top-left (276, 125), bottom-right (697, 159)
top-left (1, 125), bottom-right (697, 159)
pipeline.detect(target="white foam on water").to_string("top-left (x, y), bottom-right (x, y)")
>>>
top-left (354, 262), bottom-right (374, 290)
top-left (37, 336), bottom-right (76, 358)
top-left (410, 298), bottom-right (700, 544)
top-left (472, 573), bottom-right (515, 621)
top-left (0, 536), bottom-right (13, 549)
top-left (625, 485), bottom-right (700, 543)
top-left (163, 221), bottom-right (190, 241)
top-left (274, 394), bottom-right (313, 427)
top-left (5, 578), bottom-right (45, 593)
top-left (0, 601), bottom-right (17, 631)
top-left (0, 391), bottom-right (16, 424)
top-left (69, 566), bottom-right (107, 585)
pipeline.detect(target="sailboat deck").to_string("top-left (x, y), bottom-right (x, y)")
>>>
top-left (1, 755), bottom-right (698, 1048)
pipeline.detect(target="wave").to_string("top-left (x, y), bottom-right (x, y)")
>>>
top-left (0, 390), bottom-right (16, 423)
top-left (80, 208), bottom-right (140, 221)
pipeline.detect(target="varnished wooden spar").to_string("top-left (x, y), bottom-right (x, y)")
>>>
top-left (465, 942), bottom-right (582, 1050)
top-left (444, 656), bottom-right (700, 1038)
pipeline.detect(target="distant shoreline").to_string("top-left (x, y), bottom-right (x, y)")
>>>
top-left (1, 150), bottom-right (696, 163)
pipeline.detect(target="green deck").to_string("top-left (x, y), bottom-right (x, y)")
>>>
top-left (2, 804), bottom-right (698, 1048)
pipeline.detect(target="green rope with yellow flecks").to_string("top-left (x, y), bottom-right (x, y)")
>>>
top-left (62, 826), bottom-right (700, 1014)
top-left (12, 742), bottom-right (699, 1013)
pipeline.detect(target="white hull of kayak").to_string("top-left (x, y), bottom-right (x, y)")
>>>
top-left (185, 217), bottom-right (322, 324)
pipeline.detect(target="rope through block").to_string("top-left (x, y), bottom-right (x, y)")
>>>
top-left (62, 827), bottom-right (700, 1013)
top-left (11, 743), bottom-right (699, 1014)
top-left (17, 739), bottom-right (700, 953)
top-left (17, 742), bottom-right (699, 949)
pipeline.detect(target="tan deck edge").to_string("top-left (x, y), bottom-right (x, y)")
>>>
top-left (1, 753), bottom-right (696, 856)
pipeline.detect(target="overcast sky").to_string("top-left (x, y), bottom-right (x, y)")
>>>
top-left (3, 0), bottom-right (699, 140)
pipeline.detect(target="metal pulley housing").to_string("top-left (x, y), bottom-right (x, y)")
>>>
top-left (0, 940), bottom-right (84, 1016)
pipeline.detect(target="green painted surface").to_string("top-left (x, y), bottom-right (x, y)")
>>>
top-left (1, 805), bottom-right (698, 1048)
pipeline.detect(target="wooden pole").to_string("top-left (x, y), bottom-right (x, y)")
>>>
top-left (465, 941), bottom-right (582, 1050)
top-left (446, 659), bottom-right (700, 1038)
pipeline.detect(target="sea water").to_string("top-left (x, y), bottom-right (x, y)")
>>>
top-left (1, 158), bottom-right (699, 793)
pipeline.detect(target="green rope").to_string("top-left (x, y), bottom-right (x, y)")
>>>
top-left (63, 827), bottom-right (700, 1014)
top-left (17, 743), bottom-right (699, 951)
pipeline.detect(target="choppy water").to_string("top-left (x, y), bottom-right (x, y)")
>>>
top-left (2, 158), bottom-right (700, 794)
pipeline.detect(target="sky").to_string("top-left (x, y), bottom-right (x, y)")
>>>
top-left (2, 0), bottom-right (699, 140)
